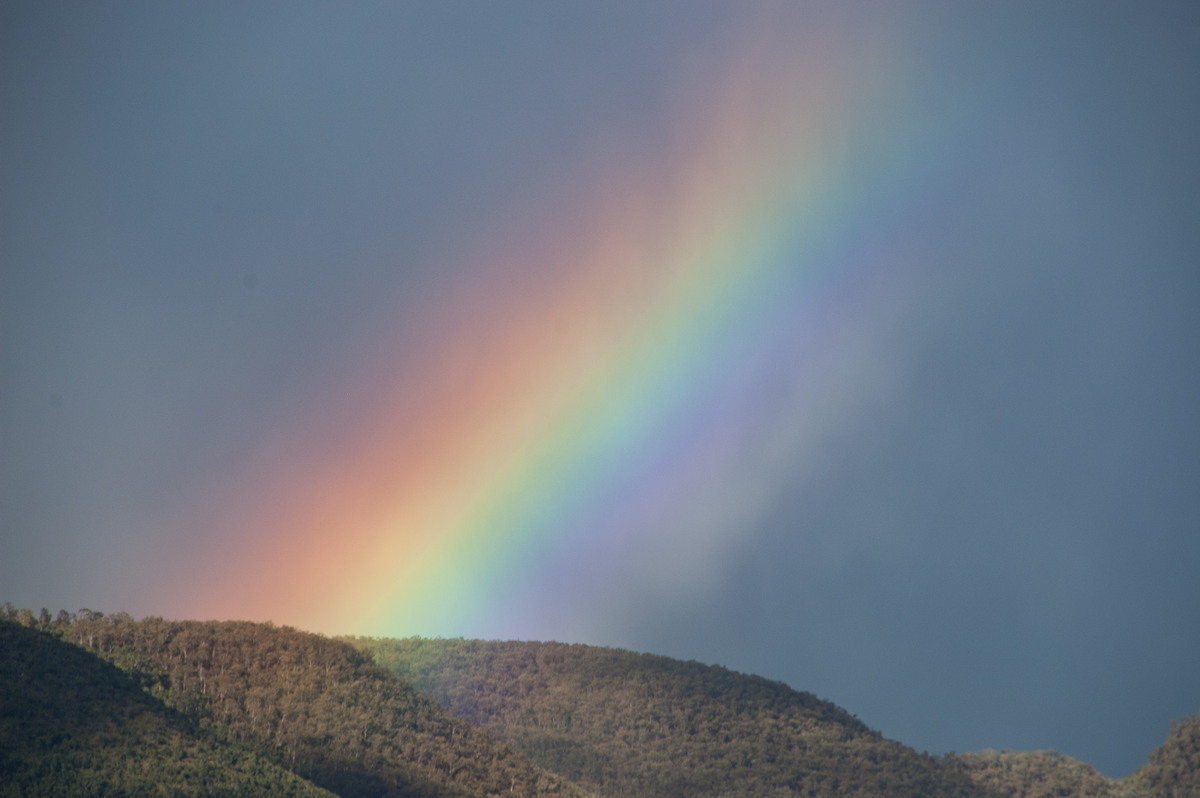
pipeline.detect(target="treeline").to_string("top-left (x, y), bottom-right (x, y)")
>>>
top-left (3, 606), bottom-right (1196, 798)
top-left (1, 606), bottom-right (592, 798)
top-left (352, 637), bottom-right (1200, 798)
top-left (945, 750), bottom-right (1145, 798)
top-left (944, 730), bottom-right (1200, 798)
top-left (351, 637), bottom-right (987, 798)
top-left (1125, 714), bottom-right (1200, 798)
top-left (0, 620), bottom-right (334, 798)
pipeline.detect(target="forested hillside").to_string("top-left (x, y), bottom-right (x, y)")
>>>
top-left (945, 750), bottom-right (1146, 798)
top-left (0, 620), bottom-right (333, 798)
top-left (937, 716), bottom-right (1200, 798)
top-left (1129, 714), bottom-right (1200, 798)
top-left (1, 609), bottom-right (592, 798)
top-left (352, 637), bottom-right (988, 798)
top-left (3, 607), bottom-right (1195, 798)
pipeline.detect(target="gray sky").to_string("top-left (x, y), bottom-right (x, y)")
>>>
top-left (3, 1), bottom-right (1199, 778)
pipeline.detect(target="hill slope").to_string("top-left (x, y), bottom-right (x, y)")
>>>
top-left (5, 608), bottom-right (1194, 798)
top-left (1130, 714), bottom-right (1200, 798)
top-left (945, 750), bottom-right (1148, 798)
top-left (51, 615), bottom-right (595, 798)
top-left (353, 637), bottom-right (989, 798)
top-left (0, 620), bottom-right (334, 798)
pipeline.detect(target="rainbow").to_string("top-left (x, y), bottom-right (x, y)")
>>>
top-left (172, 9), bottom-right (952, 641)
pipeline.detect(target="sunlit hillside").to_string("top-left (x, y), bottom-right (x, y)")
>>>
top-left (2, 607), bottom-right (1195, 798)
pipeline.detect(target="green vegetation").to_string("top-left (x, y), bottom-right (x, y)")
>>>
top-left (2, 605), bottom-right (1196, 798)
top-left (2, 607), bottom-right (591, 798)
top-left (1129, 714), bottom-right (1200, 798)
top-left (351, 637), bottom-right (986, 798)
top-left (943, 716), bottom-right (1200, 798)
top-left (0, 620), bottom-right (333, 798)
top-left (946, 749), bottom-right (1148, 798)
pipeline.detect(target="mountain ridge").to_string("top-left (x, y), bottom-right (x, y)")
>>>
top-left (351, 636), bottom-right (984, 797)
top-left (0, 620), bottom-right (336, 798)
top-left (2, 606), bottom-right (1195, 798)
top-left (352, 636), bottom-right (1195, 798)
top-left (2, 609), bottom-right (595, 798)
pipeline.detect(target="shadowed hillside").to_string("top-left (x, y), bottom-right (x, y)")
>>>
top-left (352, 637), bottom-right (990, 798)
top-left (0, 620), bottom-right (334, 798)
top-left (4, 609), bottom-right (593, 798)
top-left (3, 606), bottom-right (1194, 798)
